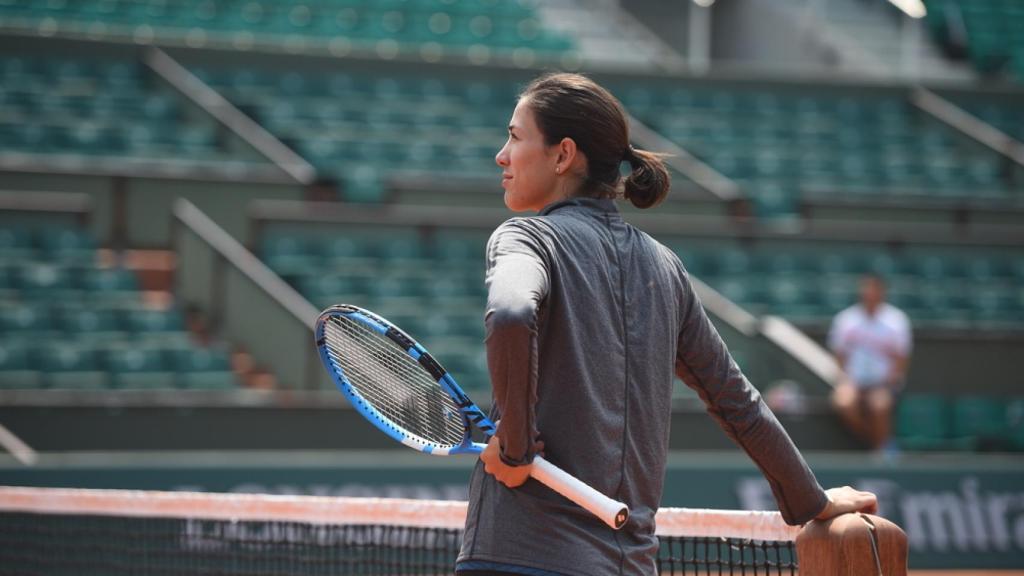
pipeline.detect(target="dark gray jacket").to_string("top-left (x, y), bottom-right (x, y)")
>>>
top-left (458, 198), bottom-right (826, 575)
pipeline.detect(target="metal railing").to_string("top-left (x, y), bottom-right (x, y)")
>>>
top-left (173, 198), bottom-right (327, 390)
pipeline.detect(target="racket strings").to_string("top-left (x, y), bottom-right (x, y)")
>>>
top-left (323, 316), bottom-right (467, 449)
top-left (324, 320), bottom-right (457, 437)
top-left (323, 322), bottom-right (462, 447)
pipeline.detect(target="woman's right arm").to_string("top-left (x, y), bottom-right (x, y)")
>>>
top-left (483, 220), bottom-right (550, 468)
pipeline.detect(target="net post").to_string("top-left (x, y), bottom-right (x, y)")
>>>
top-left (796, 513), bottom-right (908, 576)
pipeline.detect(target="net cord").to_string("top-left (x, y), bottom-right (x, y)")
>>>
top-left (0, 487), bottom-right (799, 542)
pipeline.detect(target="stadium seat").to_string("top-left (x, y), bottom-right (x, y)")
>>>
top-left (0, 302), bottom-right (53, 337)
top-left (16, 263), bottom-right (79, 301)
top-left (298, 273), bottom-right (368, 308)
top-left (61, 307), bottom-right (125, 342)
top-left (0, 227), bottom-right (34, 260)
top-left (1006, 398), bottom-right (1024, 451)
top-left (105, 345), bottom-right (176, 389)
top-left (80, 267), bottom-right (140, 299)
top-left (427, 337), bottom-right (488, 389)
top-left (122, 308), bottom-right (188, 344)
top-left (38, 342), bottom-right (108, 390)
top-left (0, 340), bottom-right (42, 389)
top-left (37, 227), bottom-right (95, 261)
top-left (895, 394), bottom-right (949, 450)
top-left (174, 345), bottom-right (237, 390)
top-left (950, 396), bottom-right (1009, 451)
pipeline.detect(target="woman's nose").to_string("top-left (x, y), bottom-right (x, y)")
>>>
top-left (495, 143), bottom-right (509, 167)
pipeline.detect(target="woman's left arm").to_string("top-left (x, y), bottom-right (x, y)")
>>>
top-left (674, 270), bottom-right (829, 525)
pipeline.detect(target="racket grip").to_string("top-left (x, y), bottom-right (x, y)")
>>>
top-left (530, 455), bottom-right (629, 530)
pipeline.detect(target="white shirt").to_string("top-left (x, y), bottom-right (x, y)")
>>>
top-left (828, 302), bottom-right (912, 388)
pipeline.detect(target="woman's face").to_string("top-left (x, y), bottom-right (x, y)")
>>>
top-left (495, 100), bottom-right (562, 212)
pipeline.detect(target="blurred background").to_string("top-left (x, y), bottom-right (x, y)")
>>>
top-left (0, 0), bottom-right (1022, 570)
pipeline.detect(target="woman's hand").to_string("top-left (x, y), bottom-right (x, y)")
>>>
top-left (815, 486), bottom-right (879, 520)
top-left (480, 435), bottom-right (533, 489)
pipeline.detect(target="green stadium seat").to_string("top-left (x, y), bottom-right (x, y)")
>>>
top-left (427, 337), bottom-right (488, 388)
top-left (424, 274), bottom-right (484, 301)
top-left (0, 227), bottom-right (33, 259)
top-left (0, 303), bottom-right (52, 336)
top-left (342, 166), bottom-right (386, 203)
top-left (420, 306), bottom-right (484, 341)
top-left (896, 394), bottom-right (949, 451)
top-left (80, 267), bottom-right (139, 297)
top-left (0, 265), bottom-right (14, 299)
top-left (38, 342), bottom-right (108, 390)
top-left (767, 277), bottom-right (823, 320)
top-left (950, 396), bottom-right (1009, 451)
top-left (819, 277), bottom-right (856, 313)
top-left (262, 234), bottom-right (316, 269)
top-left (174, 345), bottom-right (237, 390)
top-left (1007, 398), bottom-right (1024, 451)
top-left (369, 275), bottom-right (426, 300)
top-left (712, 275), bottom-right (767, 309)
top-left (433, 234), bottom-right (487, 268)
top-left (124, 307), bottom-right (188, 334)
top-left (913, 254), bottom-right (962, 280)
top-left (61, 307), bottom-right (125, 341)
top-left (16, 263), bottom-right (79, 300)
top-left (864, 253), bottom-right (906, 278)
top-left (965, 256), bottom-right (1011, 281)
top-left (298, 272), bottom-right (368, 305)
top-left (715, 248), bottom-right (755, 276)
top-left (105, 345), bottom-right (176, 389)
top-left (0, 341), bottom-right (42, 389)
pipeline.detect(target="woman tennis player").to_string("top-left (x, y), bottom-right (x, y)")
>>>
top-left (455, 73), bottom-right (877, 576)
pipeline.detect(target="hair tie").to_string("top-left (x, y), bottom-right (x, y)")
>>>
top-left (624, 145), bottom-right (639, 163)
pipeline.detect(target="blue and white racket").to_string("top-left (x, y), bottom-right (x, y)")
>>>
top-left (315, 304), bottom-right (629, 530)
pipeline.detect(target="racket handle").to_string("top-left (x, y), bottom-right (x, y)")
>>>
top-left (530, 455), bottom-right (629, 530)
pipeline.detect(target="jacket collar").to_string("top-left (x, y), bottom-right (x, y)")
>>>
top-left (537, 197), bottom-right (619, 216)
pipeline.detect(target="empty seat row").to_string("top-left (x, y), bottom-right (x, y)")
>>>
top-left (0, 339), bottom-right (237, 390)
top-left (0, 0), bottom-right (573, 54)
top-left (0, 264), bottom-right (139, 301)
top-left (630, 89), bottom-right (1021, 213)
top-left (897, 394), bottom-right (1024, 452)
top-left (0, 226), bottom-right (97, 260)
top-left (673, 246), bottom-right (1024, 282)
top-left (262, 230), bottom-right (489, 269)
top-left (262, 229), bottom-right (1024, 330)
top-left (0, 302), bottom-right (185, 336)
top-left (0, 54), bottom-right (233, 161)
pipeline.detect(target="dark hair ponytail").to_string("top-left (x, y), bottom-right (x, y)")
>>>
top-left (521, 73), bottom-right (671, 209)
top-left (623, 146), bottom-right (670, 209)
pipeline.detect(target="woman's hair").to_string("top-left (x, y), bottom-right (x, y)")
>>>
top-left (519, 73), bottom-right (670, 209)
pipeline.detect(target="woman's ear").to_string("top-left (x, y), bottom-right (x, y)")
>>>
top-left (555, 137), bottom-right (578, 173)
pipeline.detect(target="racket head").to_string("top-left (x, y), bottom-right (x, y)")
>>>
top-left (315, 304), bottom-right (492, 455)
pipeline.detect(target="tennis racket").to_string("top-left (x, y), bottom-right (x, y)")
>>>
top-left (315, 304), bottom-right (629, 530)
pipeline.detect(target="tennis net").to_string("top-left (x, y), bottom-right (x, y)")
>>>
top-left (0, 486), bottom-right (799, 575)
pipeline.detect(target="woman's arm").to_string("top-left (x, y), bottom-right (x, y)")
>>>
top-left (482, 221), bottom-right (549, 473)
top-left (674, 270), bottom-right (829, 525)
